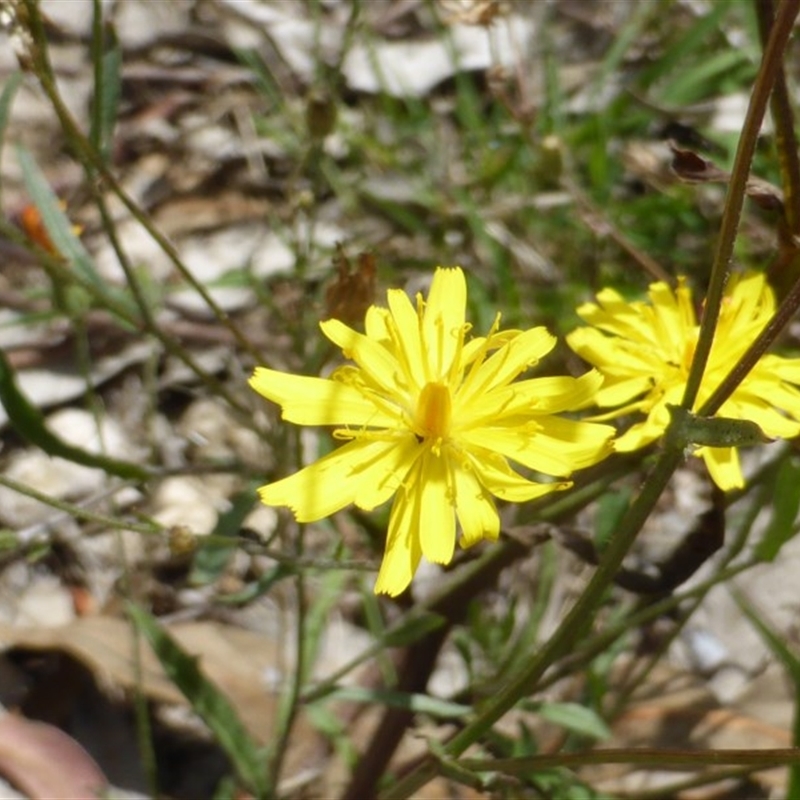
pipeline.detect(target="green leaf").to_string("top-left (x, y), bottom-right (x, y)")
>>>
top-left (218, 564), bottom-right (295, 605)
top-left (127, 604), bottom-right (268, 798)
top-left (17, 146), bottom-right (97, 280)
top-left (189, 487), bottom-right (259, 586)
top-left (594, 488), bottom-right (631, 551)
top-left (326, 686), bottom-right (471, 719)
top-left (666, 404), bottom-right (770, 449)
top-left (382, 612), bottom-right (446, 647)
top-left (0, 72), bottom-right (22, 203)
top-left (90, 2), bottom-right (121, 161)
top-left (755, 456), bottom-right (800, 562)
top-left (532, 702), bottom-right (611, 741)
top-left (0, 350), bottom-right (150, 482)
top-left (15, 146), bottom-right (135, 316)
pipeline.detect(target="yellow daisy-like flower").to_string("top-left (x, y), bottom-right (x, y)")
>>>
top-left (566, 271), bottom-right (800, 491)
top-left (251, 267), bottom-right (614, 596)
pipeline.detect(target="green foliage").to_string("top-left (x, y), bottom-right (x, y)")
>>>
top-left (755, 455), bottom-right (800, 562)
top-left (127, 604), bottom-right (268, 798)
top-left (0, 350), bottom-right (150, 481)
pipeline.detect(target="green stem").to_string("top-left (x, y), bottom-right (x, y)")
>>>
top-left (457, 747), bottom-right (800, 774)
top-left (681, 0), bottom-right (800, 411)
top-left (756, 0), bottom-right (800, 237)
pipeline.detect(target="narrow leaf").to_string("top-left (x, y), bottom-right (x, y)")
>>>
top-left (382, 612), bottom-right (446, 647)
top-left (217, 564), bottom-right (294, 605)
top-left (16, 146), bottom-right (135, 316)
top-left (90, 2), bottom-right (121, 161)
top-left (127, 604), bottom-right (268, 798)
top-left (327, 686), bottom-right (471, 719)
top-left (666, 405), bottom-right (770, 449)
top-left (0, 72), bottom-right (22, 204)
top-left (0, 350), bottom-right (150, 482)
top-left (190, 488), bottom-right (258, 586)
top-left (533, 702), bottom-right (611, 741)
top-left (755, 456), bottom-right (800, 562)
top-left (17, 146), bottom-right (98, 280)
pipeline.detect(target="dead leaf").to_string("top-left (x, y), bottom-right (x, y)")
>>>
top-left (669, 143), bottom-right (731, 184)
top-left (670, 142), bottom-right (784, 212)
top-left (324, 245), bottom-right (377, 325)
top-left (0, 713), bottom-right (108, 800)
top-left (0, 616), bottom-right (281, 744)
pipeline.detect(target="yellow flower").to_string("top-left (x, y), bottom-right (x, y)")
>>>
top-left (566, 271), bottom-right (800, 490)
top-left (251, 267), bottom-right (614, 596)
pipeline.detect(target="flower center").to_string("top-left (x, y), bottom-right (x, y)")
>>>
top-left (413, 382), bottom-right (452, 440)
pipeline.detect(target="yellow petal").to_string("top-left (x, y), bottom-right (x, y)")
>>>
top-left (757, 355), bottom-right (800, 384)
top-left (423, 267), bottom-right (467, 379)
top-left (364, 304), bottom-right (392, 343)
top-left (460, 327), bottom-right (556, 404)
top-left (566, 328), bottom-right (661, 376)
top-left (249, 367), bottom-right (401, 427)
top-left (721, 397), bottom-right (800, 438)
top-left (491, 371), bottom-right (606, 420)
top-left (461, 417), bottom-right (612, 476)
top-left (452, 462), bottom-right (500, 546)
top-left (353, 436), bottom-right (420, 510)
top-left (466, 449), bottom-right (571, 501)
top-left (614, 419), bottom-right (663, 451)
top-left (649, 279), bottom-right (693, 344)
top-left (414, 450), bottom-right (456, 565)
top-left (259, 437), bottom-right (410, 521)
top-left (320, 318), bottom-right (404, 396)
top-left (374, 486), bottom-right (423, 596)
top-left (700, 446), bottom-right (744, 491)
top-left (595, 375), bottom-right (654, 408)
top-left (381, 286), bottom-right (426, 391)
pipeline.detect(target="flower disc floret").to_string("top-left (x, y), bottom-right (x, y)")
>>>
top-left (566, 271), bottom-right (800, 490)
top-left (251, 267), bottom-right (614, 596)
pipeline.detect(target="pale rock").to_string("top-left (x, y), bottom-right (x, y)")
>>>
top-left (343, 16), bottom-right (536, 97)
top-left (93, 217), bottom-right (175, 284)
top-left (151, 474), bottom-right (238, 535)
top-left (177, 397), bottom-right (264, 466)
top-left (13, 575), bottom-right (75, 628)
top-left (74, 529), bottom-right (147, 610)
top-left (242, 504), bottom-right (278, 541)
top-left (0, 409), bottom-right (139, 527)
top-left (111, 0), bottom-right (193, 50)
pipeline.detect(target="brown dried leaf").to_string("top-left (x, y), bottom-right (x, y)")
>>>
top-left (670, 142), bottom-right (784, 212)
top-left (0, 713), bottom-right (107, 800)
top-left (0, 617), bottom-right (279, 743)
top-left (324, 244), bottom-right (377, 325)
top-left (669, 143), bottom-right (731, 183)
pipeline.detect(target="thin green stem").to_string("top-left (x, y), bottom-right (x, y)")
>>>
top-left (457, 747), bottom-right (800, 774)
top-left (756, 0), bottom-right (800, 237)
top-left (681, 0), bottom-right (800, 411)
top-left (0, 474), bottom-right (160, 536)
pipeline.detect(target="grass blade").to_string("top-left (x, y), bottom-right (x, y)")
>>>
top-left (0, 350), bottom-right (150, 481)
top-left (127, 603), bottom-right (268, 798)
